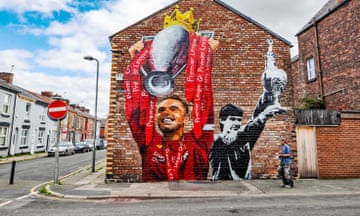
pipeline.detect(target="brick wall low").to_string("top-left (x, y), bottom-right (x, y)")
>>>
top-left (317, 117), bottom-right (360, 178)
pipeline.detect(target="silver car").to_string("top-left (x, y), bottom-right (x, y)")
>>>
top-left (48, 142), bottom-right (76, 156)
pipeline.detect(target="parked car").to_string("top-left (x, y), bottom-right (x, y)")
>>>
top-left (48, 142), bottom-right (76, 157)
top-left (74, 141), bottom-right (91, 153)
top-left (95, 139), bottom-right (106, 150)
top-left (84, 139), bottom-right (95, 151)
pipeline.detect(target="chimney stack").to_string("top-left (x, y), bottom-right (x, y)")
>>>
top-left (0, 72), bottom-right (14, 84)
top-left (41, 91), bottom-right (53, 97)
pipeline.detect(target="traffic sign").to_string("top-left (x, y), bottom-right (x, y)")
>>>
top-left (48, 100), bottom-right (67, 120)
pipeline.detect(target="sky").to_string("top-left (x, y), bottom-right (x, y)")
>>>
top-left (0, 0), bottom-right (329, 119)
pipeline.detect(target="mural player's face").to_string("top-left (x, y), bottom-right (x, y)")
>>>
top-left (221, 115), bottom-right (242, 145)
top-left (156, 98), bottom-right (188, 140)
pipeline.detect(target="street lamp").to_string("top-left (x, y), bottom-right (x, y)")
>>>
top-left (83, 55), bottom-right (99, 173)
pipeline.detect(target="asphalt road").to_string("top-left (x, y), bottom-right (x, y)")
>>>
top-left (0, 149), bottom-right (106, 202)
top-left (1, 149), bottom-right (360, 215)
top-left (0, 194), bottom-right (360, 216)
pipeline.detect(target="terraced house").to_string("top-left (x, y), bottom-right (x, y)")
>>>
top-left (0, 72), bottom-right (97, 157)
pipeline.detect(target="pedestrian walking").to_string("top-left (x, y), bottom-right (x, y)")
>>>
top-left (278, 138), bottom-right (294, 188)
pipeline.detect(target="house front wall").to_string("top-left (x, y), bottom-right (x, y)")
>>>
top-left (296, 0), bottom-right (359, 110)
top-left (106, 0), bottom-right (295, 182)
top-left (29, 102), bottom-right (49, 153)
top-left (10, 94), bottom-right (56, 155)
top-left (293, 0), bottom-right (360, 178)
top-left (0, 88), bottom-right (16, 157)
top-left (317, 0), bottom-right (359, 111)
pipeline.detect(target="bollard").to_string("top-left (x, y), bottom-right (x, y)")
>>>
top-left (9, 160), bottom-right (16, 184)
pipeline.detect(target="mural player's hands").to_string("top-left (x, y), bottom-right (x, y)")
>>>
top-left (128, 40), bottom-right (145, 59)
top-left (208, 38), bottom-right (219, 53)
top-left (256, 104), bottom-right (287, 123)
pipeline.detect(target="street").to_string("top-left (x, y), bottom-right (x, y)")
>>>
top-left (1, 150), bottom-right (360, 215)
top-left (0, 193), bottom-right (360, 216)
top-left (0, 149), bottom-right (106, 203)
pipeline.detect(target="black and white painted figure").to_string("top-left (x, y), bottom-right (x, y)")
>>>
top-left (209, 39), bottom-right (288, 180)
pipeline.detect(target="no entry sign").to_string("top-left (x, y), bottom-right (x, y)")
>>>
top-left (48, 100), bottom-right (67, 120)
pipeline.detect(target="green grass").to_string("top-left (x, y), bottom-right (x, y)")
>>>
top-left (39, 185), bottom-right (51, 195)
top-left (95, 167), bottom-right (103, 172)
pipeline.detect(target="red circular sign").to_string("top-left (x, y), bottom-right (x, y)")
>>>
top-left (48, 100), bottom-right (68, 120)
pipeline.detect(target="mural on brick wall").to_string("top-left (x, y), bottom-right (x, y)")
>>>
top-left (209, 39), bottom-right (288, 180)
top-left (124, 6), bottom-right (218, 181)
top-left (123, 6), bottom-right (287, 182)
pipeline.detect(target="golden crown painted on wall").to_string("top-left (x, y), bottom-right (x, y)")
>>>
top-left (163, 5), bottom-right (201, 32)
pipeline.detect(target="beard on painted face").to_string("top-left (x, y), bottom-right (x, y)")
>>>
top-left (156, 99), bottom-right (187, 135)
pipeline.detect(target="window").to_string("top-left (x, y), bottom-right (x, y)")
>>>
top-left (40, 108), bottom-right (46, 122)
top-left (0, 127), bottom-right (8, 146)
top-left (20, 128), bottom-right (29, 146)
top-left (37, 129), bottom-right (45, 146)
top-left (2, 94), bottom-right (11, 114)
top-left (306, 57), bottom-right (316, 81)
top-left (25, 103), bottom-right (31, 113)
top-left (76, 118), bottom-right (81, 129)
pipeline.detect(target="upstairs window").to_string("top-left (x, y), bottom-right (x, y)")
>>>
top-left (306, 57), bottom-right (316, 81)
top-left (25, 103), bottom-right (31, 113)
top-left (2, 94), bottom-right (11, 114)
top-left (40, 108), bottom-right (46, 122)
top-left (25, 103), bottom-right (31, 119)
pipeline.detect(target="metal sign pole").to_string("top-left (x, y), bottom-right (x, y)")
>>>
top-left (54, 119), bottom-right (60, 185)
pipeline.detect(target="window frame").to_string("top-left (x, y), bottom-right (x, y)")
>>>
top-left (2, 94), bottom-right (12, 114)
top-left (20, 128), bottom-right (29, 146)
top-left (0, 127), bottom-right (8, 146)
top-left (37, 129), bottom-right (45, 146)
top-left (306, 56), bottom-right (316, 81)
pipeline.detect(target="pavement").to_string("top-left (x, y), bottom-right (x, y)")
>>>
top-left (2, 154), bottom-right (360, 200)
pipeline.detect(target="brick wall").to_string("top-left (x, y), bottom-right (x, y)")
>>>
top-left (292, 0), bottom-right (359, 179)
top-left (106, 0), bottom-right (294, 181)
top-left (295, 0), bottom-right (359, 110)
top-left (317, 116), bottom-right (360, 178)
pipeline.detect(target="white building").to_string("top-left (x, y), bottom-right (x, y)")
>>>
top-left (0, 73), bottom-right (57, 156)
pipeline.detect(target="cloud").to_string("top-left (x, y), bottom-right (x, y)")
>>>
top-left (0, 49), bottom-right (34, 71)
top-left (0, 0), bottom-right (330, 119)
top-left (0, 0), bottom-right (75, 20)
top-left (221, 0), bottom-right (328, 56)
top-left (13, 69), bottom-right (110, 118)
top-left (0, 0), bottom-right (177, 119)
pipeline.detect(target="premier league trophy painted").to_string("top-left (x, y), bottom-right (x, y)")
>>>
top-left (262, 39), bottom-right (287, 106)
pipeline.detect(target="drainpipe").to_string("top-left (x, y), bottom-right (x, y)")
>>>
top-left (313, 18), bottom-right (325, 102)
top-left (8, 95), bottom-right (17, 156)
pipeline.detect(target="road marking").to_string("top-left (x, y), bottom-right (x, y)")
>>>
top-left (0, 200), bottom-right (13, 207)
top-left (0, 192), bottom-right (38, 208)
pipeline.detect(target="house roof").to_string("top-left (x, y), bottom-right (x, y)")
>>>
top-left (0, 79), bottom-right (20, 93)
top-left (0, 79), bottom-right (45, 103)
top-left (109, 0), bottom-right (292, 46)
top-left (296, 0), bottom-right (350, 36)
